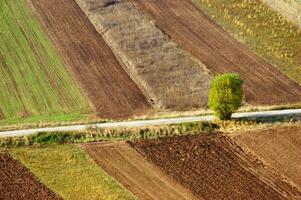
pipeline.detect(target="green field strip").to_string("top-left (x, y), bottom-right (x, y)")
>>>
top-left (0, 0), bottom-right (90, 120)
top-left (11, 145), bottom-right (137, 200)
top-left (193, 0), bottom-right (301, 84)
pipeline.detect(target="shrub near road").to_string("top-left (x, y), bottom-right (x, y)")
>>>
top-left (0, 0), bottom-right (90, 123)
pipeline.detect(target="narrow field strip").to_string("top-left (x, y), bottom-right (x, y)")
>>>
top-left (130, 133), bottom-right (301, 200)
top-left (11, 145), bottom-right (136, 200)
top-left (83, 142), bottom-right (198, 200)
top-left (131, 0), bottom-right (301, 106)
top-left (0, 152), bottom-right (61, 200)
top-left (0, 0), bottom-right (89, 121)
top-left (28, 0), bottom-right (151, 119)
top-left (233, 125), bottom-right (301, 190)
top-left (193, 0), bottom-right (301, 91)
top-left (75, 0), bottom-right (213, 110)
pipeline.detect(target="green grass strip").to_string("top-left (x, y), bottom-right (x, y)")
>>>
top-left (0, 0), bottom-right (90, 120)
top-left (11, 145), bottom-right (137, 200)
top-left (193, 0), bottom-right (301, 84)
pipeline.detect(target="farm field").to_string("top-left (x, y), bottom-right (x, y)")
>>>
top-left (0, 152), bottom-right (61, 200)
top-left (11, 145), bottom-right (136, 200)
top-left (83, 142), bottom-right (198, 200)
top-left (131, 0), bottom-right (301, 106)
top-left (0, 0), bottom-right (89, 122)
top-left (129, 133), bottom-right (301, 200)
top-left (193, 0), bottom-right (301, 88)
top-left (75, 0), bottom-right (213, 110)
top-left (262, 0), bottom-right (301, 29)
top-left (28, 0), bottom-right (151, 118)
top-left (233, 125), bottom-right (301, 190)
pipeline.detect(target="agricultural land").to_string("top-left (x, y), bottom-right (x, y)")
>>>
top-left (193, 0), bottom-right (301, 88)
top-left (0, 0), bottom-right (90, 124)
top-left (75, 0), bottom-right (213, 110)
top-left (131, 0), bottom-right (301, 106)
top-left (28, 0), bottom-right (151, 119)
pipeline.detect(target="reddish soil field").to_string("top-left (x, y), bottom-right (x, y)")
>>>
top-left (83, 142), bottom-right (197, 200)
top-left (0, 152), bottom-right (61, 200)
top-left (27, 0), bottom-right (151, 119)
top-left (129, 133), bottom-right (301, 200)
top-left (130, 0), bottom-right (301, 105)
top-left (234, 125), bottom-right (301, 190)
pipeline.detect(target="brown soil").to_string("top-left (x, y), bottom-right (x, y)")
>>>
top-left (129, 133), bottom-right (301, 200)
top-left (82, 142), bottom-right (198, 200)
top-left (233, 124), bottom-right (301, 190)
top-left (27, 0), bottom-right (151, 119)
top-left (0, 152), bottom-right (61, 200)
top-left (74, 0), bottom-right (213, 110)
top-left (130, 0), bottom-right (301, 106)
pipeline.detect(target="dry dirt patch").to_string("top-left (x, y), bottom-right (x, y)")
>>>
top-left (0, 152), bottom-right (61, 200)
top-left (130, 133), bottom-right (301, 200)
top-left (82, 142), bottom-right (198, 200)
top-left (233, 125), bottom-right (301, 190)
top-left (130, 0), bottom-right (301, 106)
top-left (74, 0), bottom-right (213, 110)
top-left (27, 0), bottom-right (151, 119)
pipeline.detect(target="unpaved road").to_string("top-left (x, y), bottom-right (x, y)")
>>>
top-left (83, 142), bottom-right (198, 200)
top-left (0, 109), bottom-right (301, 138)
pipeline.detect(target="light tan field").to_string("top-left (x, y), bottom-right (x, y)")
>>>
top-left (74, 0), bottom-right (213, 110)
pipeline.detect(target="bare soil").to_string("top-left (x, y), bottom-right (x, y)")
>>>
top-left (74, 0), bottom-right (213, 110)
top-left (130, 133), bottom-right (301, 200)
top-left (0, 152), bottom-right (61, 200)
top-left (233, 124), bottom-right (301, 190)
top-left (82, 142), bottom-right (198, 200)
top-left (27, 0), bottom-right (151, 119)
top-left (130, 0), bottom-right (301, 106)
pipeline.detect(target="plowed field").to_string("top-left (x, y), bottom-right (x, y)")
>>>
top-left (0, 152), bottom-right (61, 200)
top-left (28, 0), bottom-right (151, 118)
top-left (234, 125), bottom-right (301, 190)
top-left (131, 0), bottom-right (301, 105)
top-left (83, 142), bottom-right (198, 200)
top-left (130, 133), bottom-right (301, 200)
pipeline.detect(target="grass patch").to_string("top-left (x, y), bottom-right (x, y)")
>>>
top-left (193, 0), bottom-right (301, 84)
top-left (0, 0), bottom-right (90, 120)
top-left (10, 145), bottom-right (137, 200)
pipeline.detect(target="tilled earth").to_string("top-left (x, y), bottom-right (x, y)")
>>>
top-left (0, 152), bottom-right (61, 200)
top-left (129, 133), bottom-right (301, 200)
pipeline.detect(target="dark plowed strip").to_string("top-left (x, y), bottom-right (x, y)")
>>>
top-left (129, 133), bottom-right (301, 200)
top-left (0, 152), bottom-right (61, 200)
top-left (27, 0), bottom-right (151, 119)
top-left (130, 0), bottom-right (301, 105)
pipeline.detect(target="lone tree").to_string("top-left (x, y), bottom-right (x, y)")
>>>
top-left (208, 73), bottom-right (243, 120)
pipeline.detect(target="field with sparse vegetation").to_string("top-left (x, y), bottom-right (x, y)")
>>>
top-left (193, 0), bottom-right (301, 85)
top-left (0, 0), bottom-right (90, 124)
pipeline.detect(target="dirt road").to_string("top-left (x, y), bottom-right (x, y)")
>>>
top-left (82, 142), bottom-right (198, 200)
top-left (28, 0), bottom-right (151, 118)
top-left (130, 0), bottom-right (301, 105)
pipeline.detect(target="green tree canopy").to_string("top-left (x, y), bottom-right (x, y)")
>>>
top-left (208, 73), bottom-right (244, 120)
